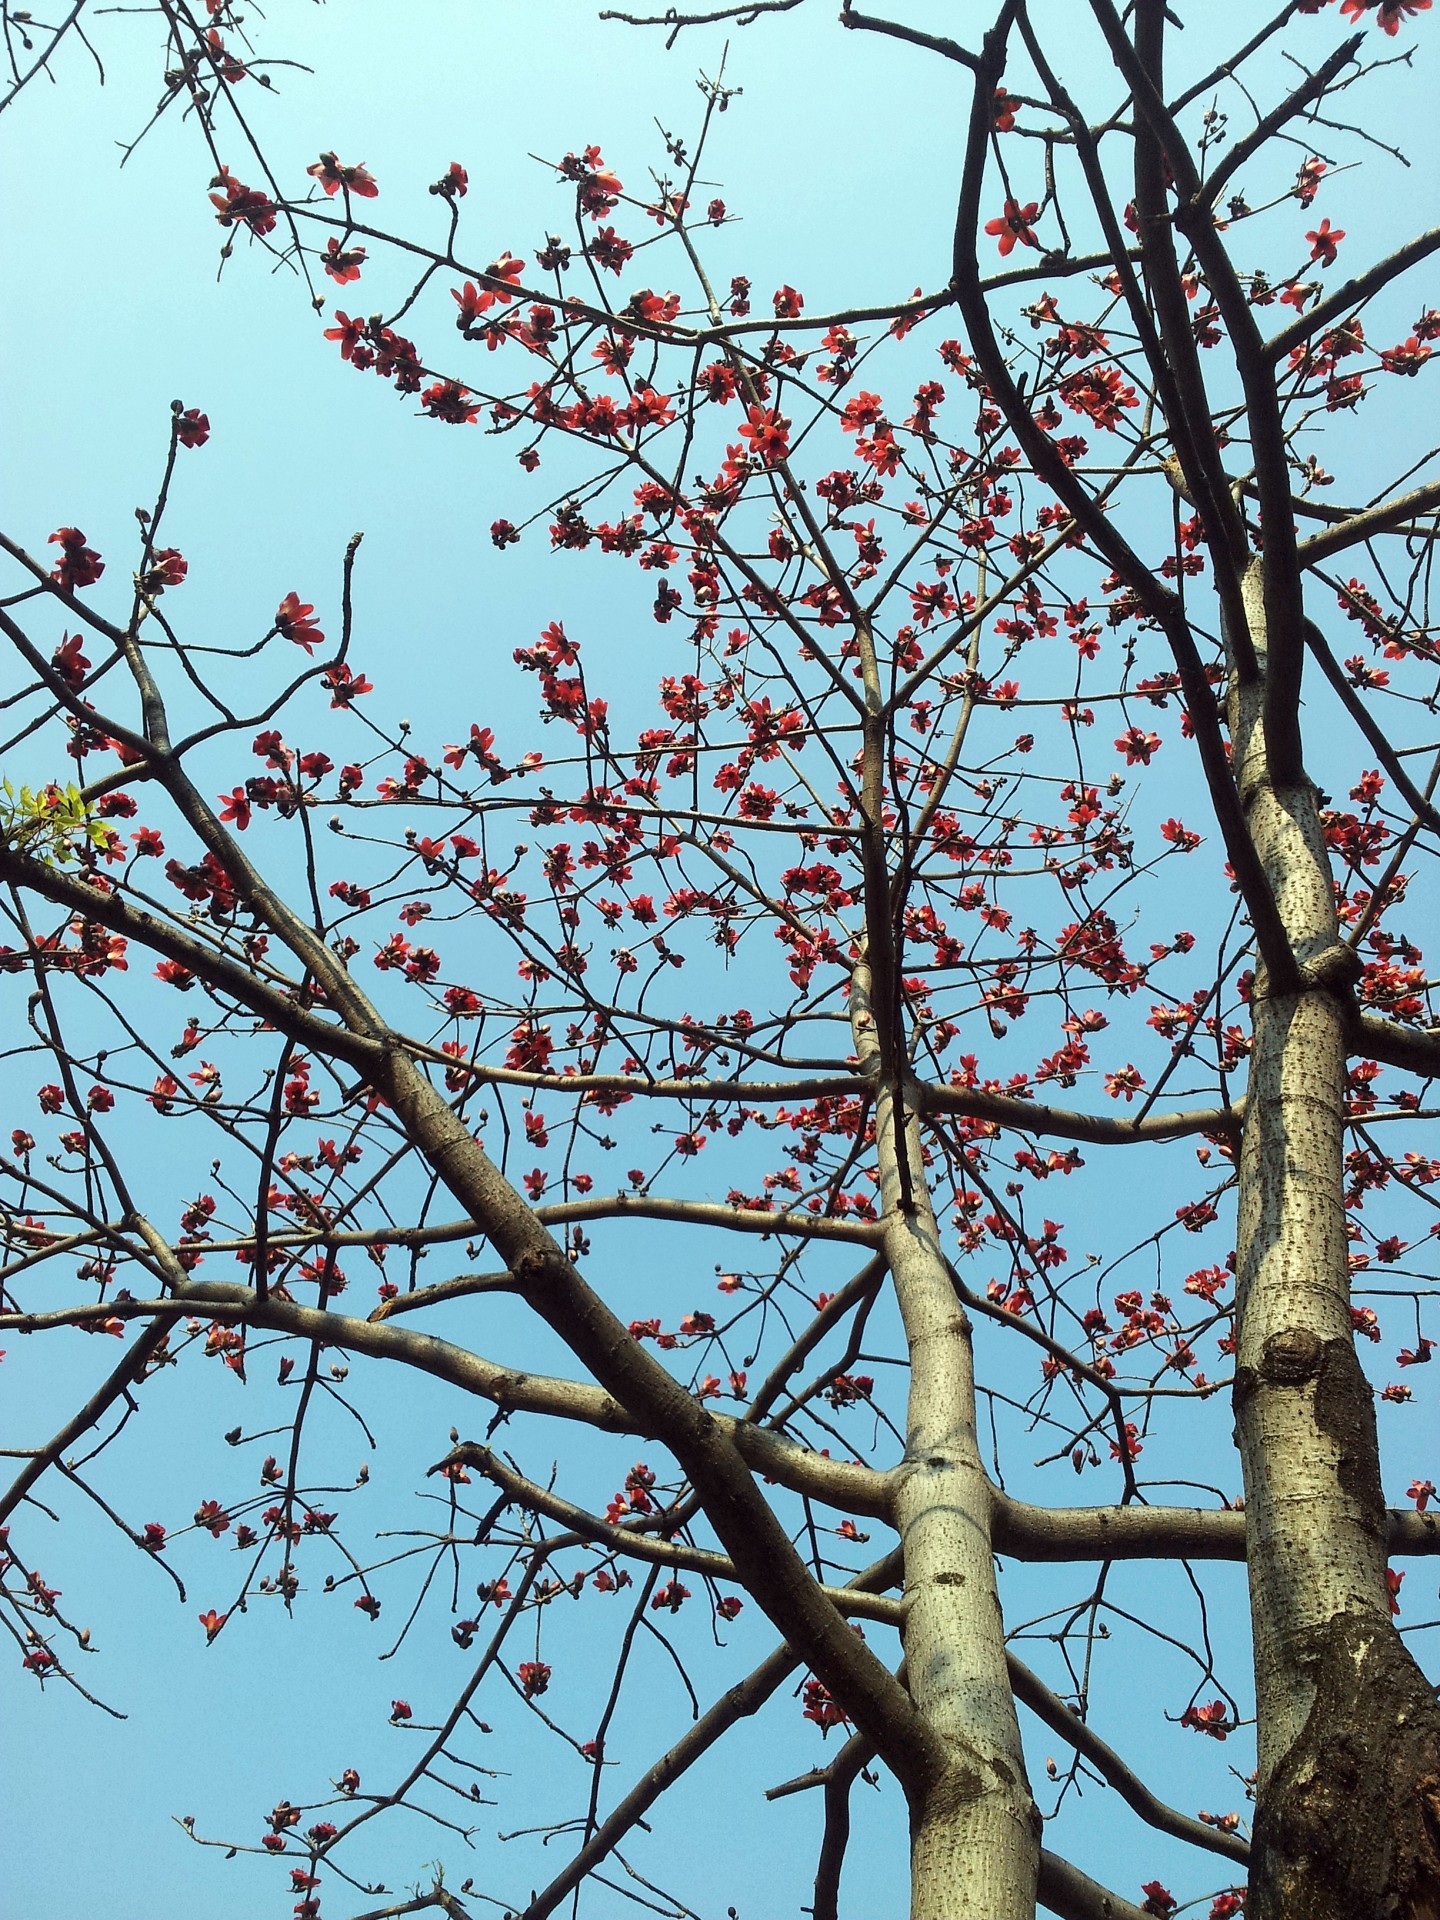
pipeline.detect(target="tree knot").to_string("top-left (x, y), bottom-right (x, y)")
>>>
top-left (1298, 943), bottom-right (1363, 997)
top-left (1259, 1327), bottom-right (1325, 1386)
top-left (512, 1247), bottom-right (563, 1290)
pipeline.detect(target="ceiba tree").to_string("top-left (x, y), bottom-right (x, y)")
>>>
top-left (3, 2), bottom-right (1439, 1917)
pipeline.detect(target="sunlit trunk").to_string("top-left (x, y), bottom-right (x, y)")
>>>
top-left (1230, 561), bottom-right (1440, 1917)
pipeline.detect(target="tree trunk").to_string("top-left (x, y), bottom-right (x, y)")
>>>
top-left (1231, 561), bottom-right (1440, 1918)
top-left (854, 960), bottom-right (1040, 1920)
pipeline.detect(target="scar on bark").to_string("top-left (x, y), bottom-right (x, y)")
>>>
top-left (1251, 1613), bottom-right (1440, 1920)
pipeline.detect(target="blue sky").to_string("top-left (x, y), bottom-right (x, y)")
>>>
top-left (3, 5), bottom-right (1438, 1917)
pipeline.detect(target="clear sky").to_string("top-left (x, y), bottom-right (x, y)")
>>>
top-left (3, 5), bottom-right (1437, 1918)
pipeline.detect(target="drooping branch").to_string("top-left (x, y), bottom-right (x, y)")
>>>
top-left (434, 1442), bottom-right (906, 1624)
top-left (810, 1732), bottom-right (877, 1920)
top-left (517, 1549), bottom-right (903, 1919)
top-left (1009, 1652), bottom-right (1250, 1866)
top-left (0, 1312), bottom-right (179, 1527)
top-left (1301, 619), bottom-right (1440, 837)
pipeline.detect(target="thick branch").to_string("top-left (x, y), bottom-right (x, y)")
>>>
top-left (839, 3), bottom-right (980, 71)
top-left (922, 1082), bottom-right (1239, 1142)
top-left (0, 843), bottom-right (382, 1072)
top-left (1347, 1011), bottom-right (1440, 1082)
top-left (993, 1491), bottom-right (1439, 1561)
top-left (1037, 1851), bottom-right (1150, 1920)
top-left (1296, 477), bottom-right (1440, 567)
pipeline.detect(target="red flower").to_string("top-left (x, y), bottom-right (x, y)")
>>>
top-left (48, 527), bottom-right (104, 590)
top-left (51, 632), bottom-right (89, 685)
top-left (1140, 1885), bottom-right (1177, 1918)
top-left (452, 254), bottom-right (526, 321)
top-left (1061, 365), bottom-right (1139, 429)
top-left (1180, 1698), bottom-right (1232, 1739)
top-left (149, 1075), bottom-right (180, 1112)
top-left (1306, 218), bottom-right (1345, 266)
top-left (322, 237), bottom-right (367, 284)
top-left (840, 391), bottom-right (884, 434)
top-left (1386, 1567), bottom-right (1404, 1613)
top-left (390, 1699), bottom-right (412, 1720)
top-left (194, 1499), bottom-right (230, 1536)
top-left (1116, 727), bottom-right (1161, 765)
top-left (1104, 1065), bottom-right (1146, 1102)
top-left (1295, 156), bottom-right (1326, 205)
top-left (1379, 336), bottom-right (1432, 375)
top-left (322, 663), bottom-right (372, 707)
top-left (324, 311), bottom-right (366, 360)
top-left (175, 407), bottom-right (211, 448)
top-left (208, 167), bottom-right (277, 236)
top-left (801, 1677), bottom-right (849, 1732)
top-left (307, 152), bottom-right (379, 198)
top-left (198, 1608), bottom-right (227, 1641)
top-left (984, 199), bottom-right (1040, 256)
top-left (627, 387), bottom-right (676, 430)
top-left (275, 592), bottom-right (324, 653)
top-left (517, 1660), bottom-right (551, 1698)
top-left (430, 161), bottom-right (468, 198)
top-left (737, 405), bottom-right (791, 467)
top-left (1343, 0), bottom-right (1432, 29)
top-left (142, 548), bottom-right (187, 594)
top-left (218, 788), bottom-right (251, 830)
top-left (421, 380), bottom-right (481, 425)
top-left (992, 88), bottom-right (1018, 131)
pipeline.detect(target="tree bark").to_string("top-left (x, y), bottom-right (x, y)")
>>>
top-left (1230, 560), bottom-right (1440, 1919)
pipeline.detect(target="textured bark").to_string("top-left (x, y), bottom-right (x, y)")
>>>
top-left (1230, 560), bottom-right (1440, 1918)
top-left (854, 958), bottom-right (1039, 1920)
